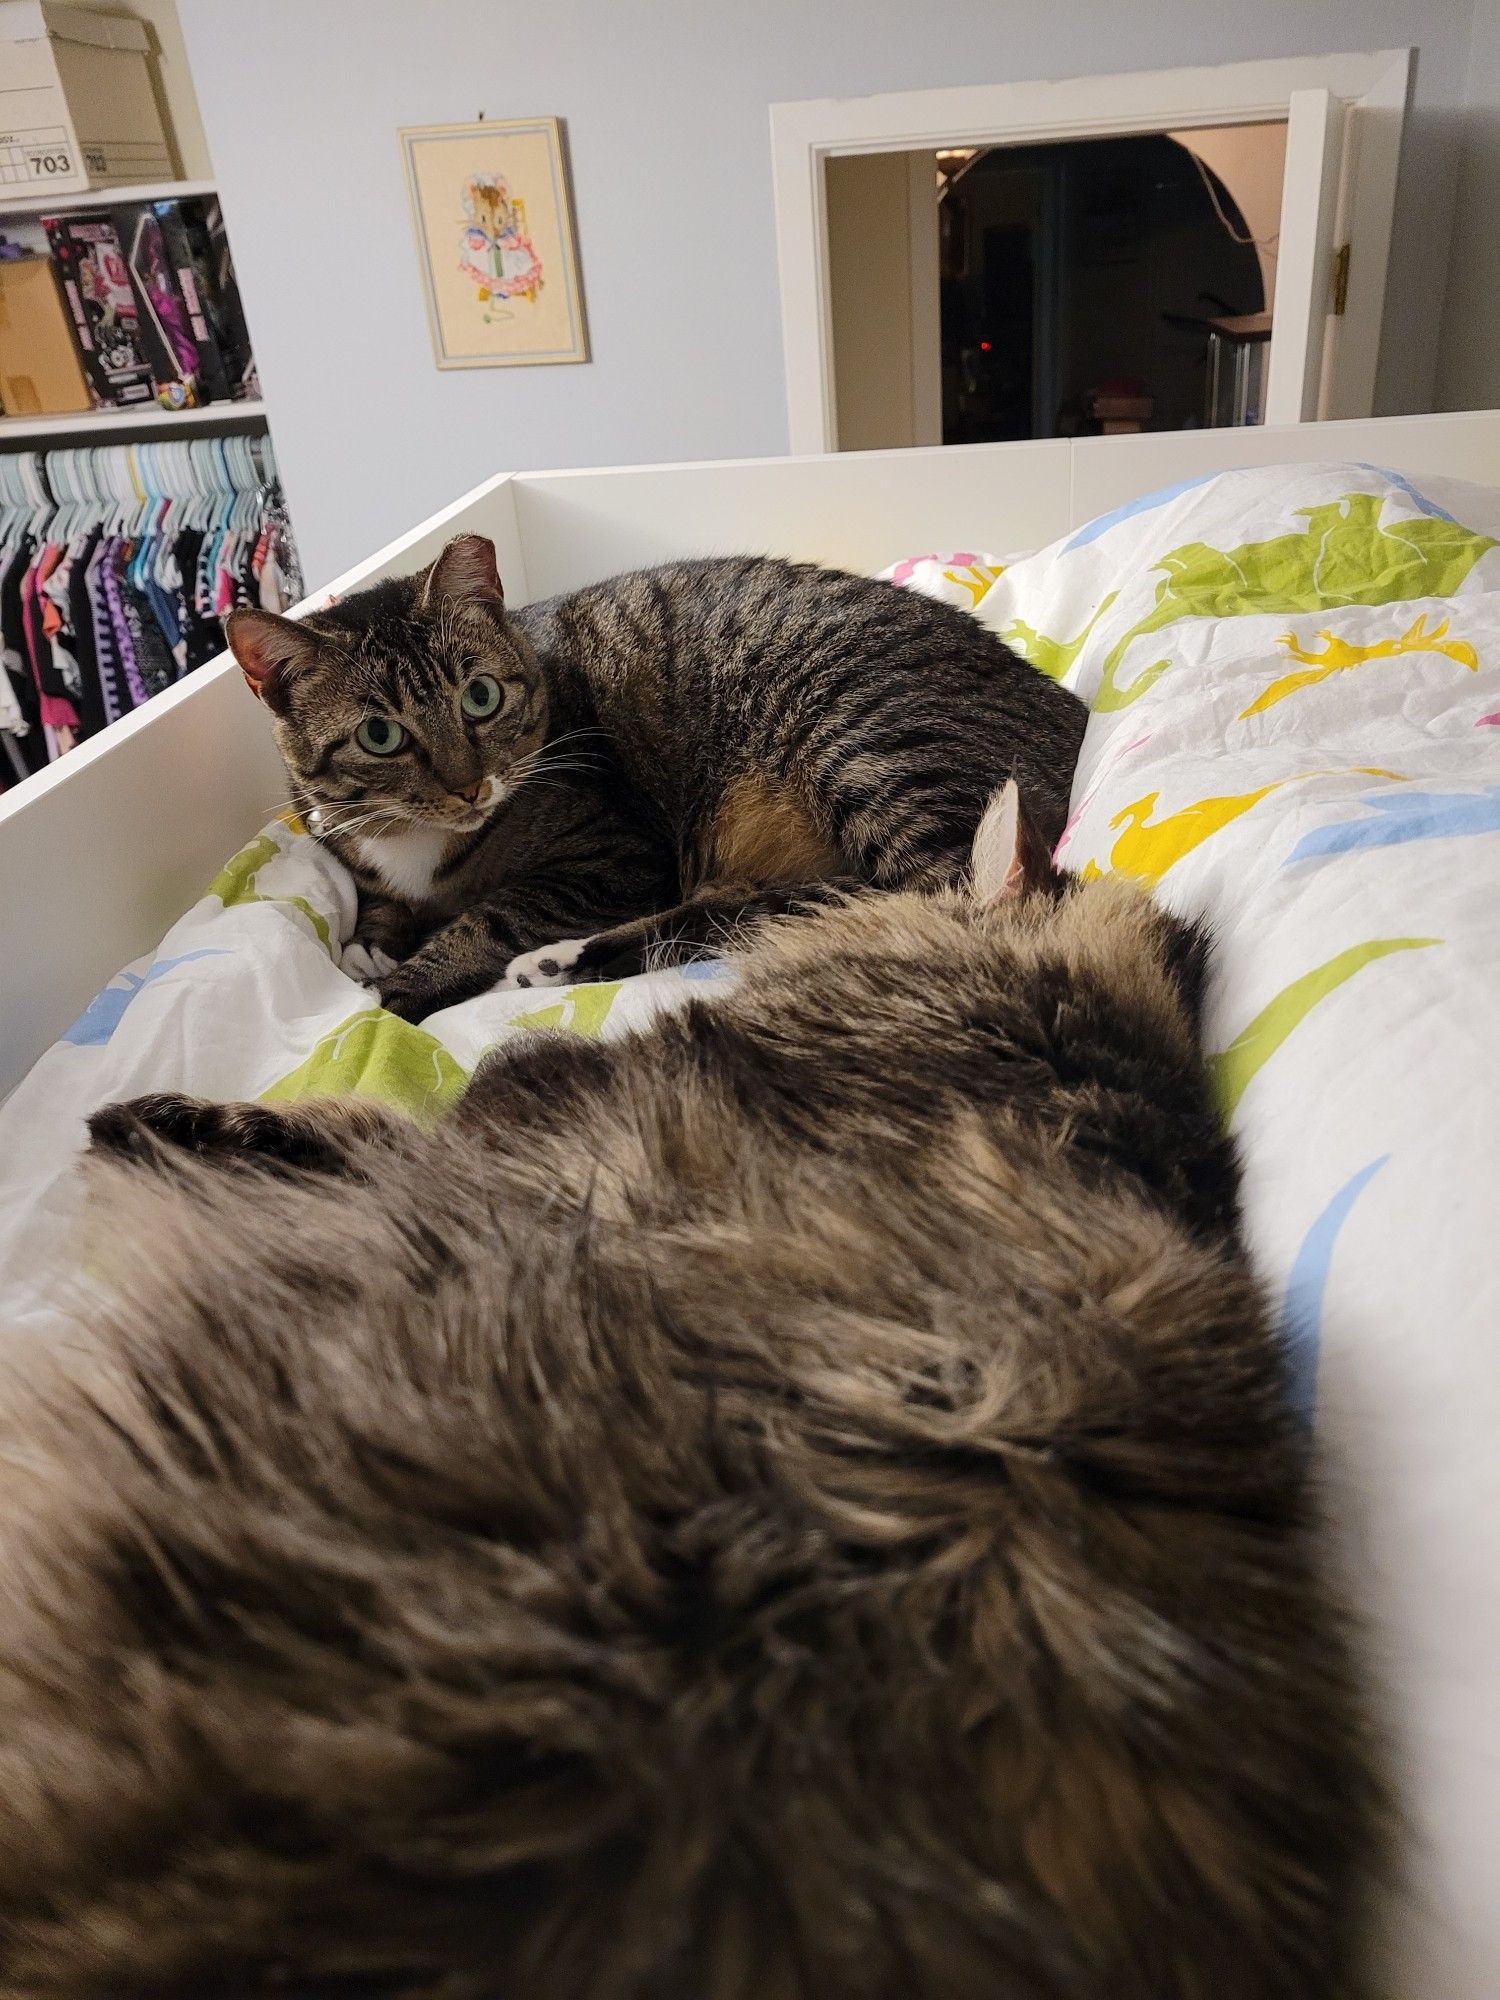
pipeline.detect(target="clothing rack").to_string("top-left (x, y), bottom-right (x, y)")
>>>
top-left (0, 435), bottom-right (300, 790)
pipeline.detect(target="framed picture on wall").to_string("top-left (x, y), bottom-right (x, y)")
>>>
top-left (399, 116), bottom-right (588, 369)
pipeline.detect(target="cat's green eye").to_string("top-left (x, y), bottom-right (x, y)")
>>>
top-left (355, 716), bottom-right (408, 756)
top-left (461, 674), bottom-right (504, 720)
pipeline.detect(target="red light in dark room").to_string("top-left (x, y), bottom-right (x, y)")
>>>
top-left (979, 340), bottom-right (992, 352)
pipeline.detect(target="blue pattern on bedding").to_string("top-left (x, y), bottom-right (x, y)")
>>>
top-left (1357, 464), bottom-right (1456, 524)
top-left (1287, 784), bottom-right (1500, 863)
top-left (1060, 471), bottom-right (1221, 551)
top-left (1279, 1155), bottom-right (1390, 1421)
top-left (60, 950), bottom-right (227, 1047)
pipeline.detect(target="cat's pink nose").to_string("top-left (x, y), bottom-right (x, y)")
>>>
top-left (453, 781), bottom-right (483, 804)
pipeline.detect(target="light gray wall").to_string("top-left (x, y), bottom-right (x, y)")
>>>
top-left (178, 0), bottom-right (1481, 587)
top-left (1437, 0), bottom-right (1500, 410)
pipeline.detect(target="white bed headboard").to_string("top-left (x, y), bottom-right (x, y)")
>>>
top-left (508, 410), bottom-right (1500, 595)
top-left (3, 409), bottom-right (1497, 1099)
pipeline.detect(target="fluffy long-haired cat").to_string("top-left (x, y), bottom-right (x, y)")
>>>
top-left (224, 541), bottom-right (1086, 1018)
top-left (0, 787), bottom-right (1380, 1999)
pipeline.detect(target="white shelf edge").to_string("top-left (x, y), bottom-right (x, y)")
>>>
top-left (0, 399), bottom-right (267, 444)
top-left (0, 178), bottom-right (217, 219)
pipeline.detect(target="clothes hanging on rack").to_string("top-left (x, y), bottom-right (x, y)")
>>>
top-left (0, 436), bottom-right (302, 793)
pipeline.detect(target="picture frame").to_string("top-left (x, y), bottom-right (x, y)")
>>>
top-left (399, 116), bottom-right (588, 369)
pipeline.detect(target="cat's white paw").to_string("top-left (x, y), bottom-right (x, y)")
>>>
top-left (341, 941), bottom-right (398, 985)
top-left (499, 937), bottom-right (588, 990)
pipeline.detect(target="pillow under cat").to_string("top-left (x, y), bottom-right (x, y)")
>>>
top-left (225, 540), bottom-right (1086, 1020)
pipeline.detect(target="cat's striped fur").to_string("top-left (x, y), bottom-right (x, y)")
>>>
top-left (226, 538), bottom-right (1086, 1018)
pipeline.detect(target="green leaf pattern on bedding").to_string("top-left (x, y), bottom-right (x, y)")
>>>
top-left (208, 827), bottom-right (334, 952)
top-left (255, 983), bottom-right (629, 1121)
top-left (1087, 493), bottom-right (1495, 710)
top-left (507, 983), bottom-right (625, 1038)
top-left (262, 1010), bottom-right (469, 1120)
top-left (206, 831), bottom-right (279, 903)
top-left (1210, 937), bottom-right (1440, 1119)
top-left (999, 592), bottom-right (1118, 681)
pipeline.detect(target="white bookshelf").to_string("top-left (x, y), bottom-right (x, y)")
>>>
top-left (0, 399), bottom-right (267, 444)
top-left (0, 178), bottom-right (217, 219)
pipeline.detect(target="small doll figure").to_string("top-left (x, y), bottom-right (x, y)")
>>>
top-left (459, 173), bottom-right (543, 315)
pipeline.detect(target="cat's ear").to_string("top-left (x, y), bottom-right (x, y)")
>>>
top-left (422, 534), bottom-right (505, 611)
top-left (224, 609), bottom-right (318, 715)
top-left (970, 780), bottom-right (1054, 906)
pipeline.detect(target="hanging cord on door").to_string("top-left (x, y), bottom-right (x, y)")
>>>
top-left (1188, 151), bottom-right (1280, 255)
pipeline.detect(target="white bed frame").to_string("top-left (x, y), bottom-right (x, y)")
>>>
top-left (3, 408), bottom-right (1497, 1099)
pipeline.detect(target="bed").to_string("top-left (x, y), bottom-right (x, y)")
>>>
top-left (1, 412), bottom-right (1499, 1996)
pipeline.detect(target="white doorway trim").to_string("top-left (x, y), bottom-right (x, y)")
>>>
top-left (770, 49), bottom-right (1412, 451)
top-left (1264, 88), bottom-right (1348, 424)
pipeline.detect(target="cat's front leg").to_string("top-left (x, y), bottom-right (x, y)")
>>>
top-left (342, 892), bottom-right (426, 988)
top-left (376, 888), bottom-right (610, 1021)
top-left (376, 910), bottom-right (512, 1020)
top-left (377, 866), bottom-right (675, 1021)
top-left (498, 880), bottom-right (857, 988)
top-left (497, 937), bottom-right (590, 990)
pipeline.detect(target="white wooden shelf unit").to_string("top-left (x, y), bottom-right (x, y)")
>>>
top-left (0, 399), bottom-right (267, 444)
top-left (0, 177), bottom-right (216, 218)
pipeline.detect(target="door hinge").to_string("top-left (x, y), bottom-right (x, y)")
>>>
top-left (1331, 242), bottom-right (1351, 316)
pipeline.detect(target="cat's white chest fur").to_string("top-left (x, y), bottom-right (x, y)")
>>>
top-left (353, 825), bottom-right (453, 903)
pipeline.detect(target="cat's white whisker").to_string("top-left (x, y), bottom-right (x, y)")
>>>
top-left (316, 807), bottom-right (405, 841)
top-left (310, 805), bottom-right (399, 831)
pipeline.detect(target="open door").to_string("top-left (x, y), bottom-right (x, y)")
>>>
top-left (1264, 89), bottom-right (1347, 424)
top-left (1263, 58), bottom-right (1409, 425)
top-left (824, 151), bottom-right (942, 451)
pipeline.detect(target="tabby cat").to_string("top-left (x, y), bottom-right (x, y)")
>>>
top-left (225, 537), bottom-right (1086, 1018)
top-left (0, 787), bottom-right (1380, 1999)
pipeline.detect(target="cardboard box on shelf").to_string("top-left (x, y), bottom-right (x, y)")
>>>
top-left (0, 252), bottom-right (91, 414)
top-left (0, 2), bottom-right (172, 199)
